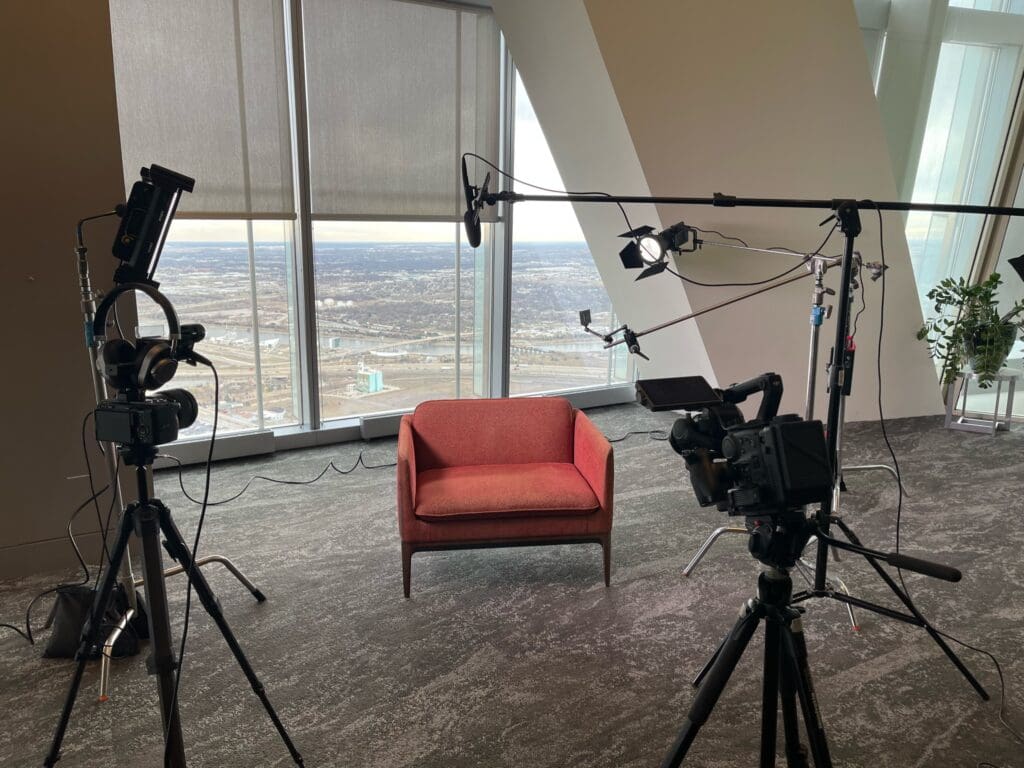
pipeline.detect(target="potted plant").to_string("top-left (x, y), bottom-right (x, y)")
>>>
top-left (917, 272), bottom-right (1024, 395)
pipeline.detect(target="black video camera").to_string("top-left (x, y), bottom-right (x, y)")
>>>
top-left (639, 373), bottom-right (833, 517)
top-left (638, 373), bottom-right (833, 568)
top-left (95, 389), bottom-right (198, 449)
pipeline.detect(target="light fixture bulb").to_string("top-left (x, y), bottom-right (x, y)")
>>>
top-left (638, 234), bottom-right (665, 265)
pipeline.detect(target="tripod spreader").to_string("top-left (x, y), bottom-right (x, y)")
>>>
top-left (812, 530), bottom-right (961, 583)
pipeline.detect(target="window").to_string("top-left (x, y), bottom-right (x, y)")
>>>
top-left (509, 72), bottom-right (628, 396)
top-left (312, 221), bottom-right (486, 420)
top-left (866, 1), bottom-right (1024, 318)
top-left (134, 220), bottom-right (300, 438)
top-left (109, 1), bottom-right (628, 454)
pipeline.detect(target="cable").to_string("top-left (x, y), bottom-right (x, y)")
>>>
top-left (165, 357), bottom-right (218, 766)
top-left (666, 258), bottom-right (809, 289)
top-left (462, 152), bottom-right (641, 245)
top-left (158, 451), bottom-right (397, 508)
top-left (862, 203), bottom-right (905, 566)
top-left (934, 627), bottom-right (1024, 745)
top-left (689, 226), bottom-right (748, 247)
top-left (865, 201), bottom-right (1021, 748)
top-left (606, 429), bottom-right (668, 443)
top-left (667, 220), bottom-right (839, 289)
top-left (1, 485), bottom-right (110, 645)
top-left (850, 264), bottom-right (868, 341)
top-left (81, 412), bottom-right (114, 569)
top-left (90, 454), bottom-right (122, 593)
top-left (465, 152), bottom-right (847, 294)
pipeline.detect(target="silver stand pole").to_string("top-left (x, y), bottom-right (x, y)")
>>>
top-left (76, 242), bottom-right (137, 613)
top-left (804, 257), bottom-right (832, 421)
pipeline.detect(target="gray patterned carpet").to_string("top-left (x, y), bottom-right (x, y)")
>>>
top-left (1, 404), bottom-right (1022, 767)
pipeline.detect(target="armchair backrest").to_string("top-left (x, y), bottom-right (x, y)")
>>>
top-left (411, 397), bottom-right (575, 470)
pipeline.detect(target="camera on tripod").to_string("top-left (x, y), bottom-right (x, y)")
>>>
top-left (637, 373), bottom-right (834, 567)
top-left (95, 389), bottom-right (198, 449)
top-left (665, 373), bottom-right (833, 516)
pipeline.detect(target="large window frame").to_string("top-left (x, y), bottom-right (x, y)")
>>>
top-left (141, 0), bottom-right (632, 464)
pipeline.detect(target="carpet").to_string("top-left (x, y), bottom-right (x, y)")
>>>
top-left (1, 404), bottom-right (1021, 767)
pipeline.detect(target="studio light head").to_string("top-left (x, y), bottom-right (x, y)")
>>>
top-left (618, 221), bottom-right (697, 280)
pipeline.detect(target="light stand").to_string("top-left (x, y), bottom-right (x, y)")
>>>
top-left (75, 212), bottom-right (140, 622)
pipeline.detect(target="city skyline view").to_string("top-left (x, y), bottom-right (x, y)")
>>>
top-left (140, 238), bottom-right (625, 438)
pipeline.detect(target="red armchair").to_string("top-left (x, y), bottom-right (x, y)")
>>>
top-left (396, 397), bottom-right (614, 597)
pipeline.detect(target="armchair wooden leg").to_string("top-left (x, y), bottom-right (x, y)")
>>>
top-left (601, 534), bottom-right (611, 587)
top-left (402, 542), bottom-right (413, 598)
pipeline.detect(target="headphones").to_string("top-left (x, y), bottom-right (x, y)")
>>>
top-left (93, 283), bottom-right (182, 393)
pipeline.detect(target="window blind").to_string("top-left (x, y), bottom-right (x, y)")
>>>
top-left (109, 0), bottom-right (294, 217)
top-left (302, 0), bottom-right (501, 220)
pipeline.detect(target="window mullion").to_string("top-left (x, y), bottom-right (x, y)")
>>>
top-left (284, 0), bottom-right (321, 430)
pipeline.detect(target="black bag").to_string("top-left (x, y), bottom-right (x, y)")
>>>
top-left (42, 583), bottom-right (141, 659)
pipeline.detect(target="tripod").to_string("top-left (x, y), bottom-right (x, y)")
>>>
top-left (663, 564), bottom-right (829, 768)
top-left (44, 445), bottom-right (304, 768)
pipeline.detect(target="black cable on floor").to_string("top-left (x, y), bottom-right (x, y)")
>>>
top-left (1, 484), bottom-right (110, 645)
top-left (606, 429), bottom-right (668, 443)
top-left (158, 450), bottom-right (397, 508)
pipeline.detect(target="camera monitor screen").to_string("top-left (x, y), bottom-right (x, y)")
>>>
top-left (636, 376), bottom-right (721, 412)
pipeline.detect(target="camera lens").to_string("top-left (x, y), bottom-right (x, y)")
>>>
top-left (157, 388), bottom-right (198, 429)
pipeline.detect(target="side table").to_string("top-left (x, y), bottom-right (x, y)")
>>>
top-left (944, 368), bottom-right (1022, 435)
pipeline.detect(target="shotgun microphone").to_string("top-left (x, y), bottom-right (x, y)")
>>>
top-left (461, 156), bottom-right (489, 248)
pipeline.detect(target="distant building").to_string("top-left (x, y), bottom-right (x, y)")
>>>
top-left (327, 337), bottom-right (344, 349)
top-left (356, 361), bottom-right (384, 393)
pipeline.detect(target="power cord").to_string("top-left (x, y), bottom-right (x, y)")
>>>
top-left (864, 201), bottom-right (1022, 747)
top-left (0, 484), bottom-right (110, 645)
top-left (158, 451), bottom-right (397, 508)
top-left (165, 356), bottom-right (218, 765)
top-left (606, 429), bottom-right (668, 443)
top-left (81, 412), bottom-right (120, 573)
top-left (667, 221), bottom-right (839, 289)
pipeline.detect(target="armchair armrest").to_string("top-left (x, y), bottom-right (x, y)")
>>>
top-left (397, 415), bottom-right (417, 535)
top-left (573, 410), bottom-right (613, 516)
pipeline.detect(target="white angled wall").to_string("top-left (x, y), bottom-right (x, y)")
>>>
top-left (493, 0), bottom-right (943, 421)
top-left (492, 0), bottom-right (716, 385)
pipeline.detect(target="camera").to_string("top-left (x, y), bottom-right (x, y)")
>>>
top-left (665, 373), bottom-right (833, 517)
top-left (637, 373), bottom-right (832, 568)
top-left (95, 389), bottom-right (198, 449)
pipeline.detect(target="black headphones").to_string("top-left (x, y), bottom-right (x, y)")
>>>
top-left (93, 283), bottom-right (182, 393)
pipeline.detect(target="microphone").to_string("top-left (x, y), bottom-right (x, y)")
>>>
top-left (461, 157), bottom-right (484, 248)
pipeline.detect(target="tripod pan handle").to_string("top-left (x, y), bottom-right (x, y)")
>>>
top-left (886, 553), bottom-right (961, 582)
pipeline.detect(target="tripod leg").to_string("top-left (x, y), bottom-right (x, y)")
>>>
top-left (781, 617), bottom-right (832, 768)
top-left (135, 503), bottom-right (187, 767)
top-left (158, 508), bottom-right (305, 767)
top-left (661, 604), bottom-right (762, 768)
top-left (831, 517), bottom-right (988, 701)
top-left (692, 630), bottom-right (729, 689)
top-left (760, 618), bottom-right (782, 768)
top-left (778, 643), bottom-right (809, 768)
top-left (45, 509), bottom-right (135, 767)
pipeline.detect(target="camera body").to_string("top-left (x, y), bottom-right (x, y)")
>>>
top-left (95, 389), bottom-right (198, 449)
top-left (711, 414), bottom-right (832, 515)
top-left (658, 373), bottom-right (833, 517)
